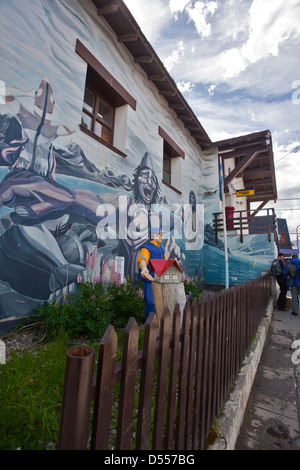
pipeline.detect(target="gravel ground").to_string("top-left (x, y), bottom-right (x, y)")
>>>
top-left (2, 323), bottom-right (47, 361)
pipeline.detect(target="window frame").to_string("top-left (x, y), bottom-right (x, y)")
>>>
top-left (81, 85), bottom-right (115, 144)
top-left (159, 126), bottom-right (184, 195)
top-left (76, 39), bottom-right (136, 158)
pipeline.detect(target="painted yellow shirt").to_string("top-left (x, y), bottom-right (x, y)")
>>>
top-left (137, 240), bottom-right (167, 267)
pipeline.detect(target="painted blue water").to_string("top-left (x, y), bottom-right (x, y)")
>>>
top-left (203, 244), bottom-right (270, 285)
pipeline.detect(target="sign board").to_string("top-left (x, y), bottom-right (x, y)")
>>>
top-left (236, 189), bottom-right (255, 197)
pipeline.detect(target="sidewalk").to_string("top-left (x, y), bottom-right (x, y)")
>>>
top-left (235, 306), bottom-right (300, 450)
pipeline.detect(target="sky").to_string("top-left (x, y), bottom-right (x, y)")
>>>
top-left (123, 0), bottom-right (300, 243)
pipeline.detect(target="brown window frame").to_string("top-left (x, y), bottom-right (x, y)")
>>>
top-left (81, 86), bottom-right (115, 145)
top-left (159, 126), bottom-right (184, 194)
top-left (76, 39), bottom-right (136, 158)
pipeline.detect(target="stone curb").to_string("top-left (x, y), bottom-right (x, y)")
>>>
top-left (207, 298), bottom-right (274, 450)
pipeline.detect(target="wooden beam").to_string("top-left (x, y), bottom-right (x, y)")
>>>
top-left (134, 55), bottom-right (154, 63)
top-left (220, 143), bottom-right (267, 159)
top-left (177, 114), bottom-right (193, 122)
top-left (148, 75), bottom-right (166, 81)
top-left (159, 89), bottom-right (176, 96)
top-left (249, 201), bottom-right (269, 217)
top-left (118, 33), bottom-right (138, 43)
top-left (224, 150), bottom-right (262, 187)
top-left (158, 126), bottom-right (185, 159)
top-left (97, 4), bottom-right (119, 16)
top-left (171, 103), bottom-right (185, 110)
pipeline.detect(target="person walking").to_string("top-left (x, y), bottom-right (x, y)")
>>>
top-left (271, 253), bottom-right (288, 311)
top-left (284, 254), bottom-right (300, 316)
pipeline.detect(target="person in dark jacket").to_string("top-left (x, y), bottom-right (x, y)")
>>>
top-left (274, 253), bottom-right (288, 310)
top-left (284, 254), bottom-right (300, 315)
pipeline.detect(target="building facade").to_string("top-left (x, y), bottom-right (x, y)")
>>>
top-left (0, 0), bottom-right (277, 320)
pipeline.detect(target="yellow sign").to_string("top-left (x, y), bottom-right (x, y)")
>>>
top-left (236, 189), bottom-right (255, 197)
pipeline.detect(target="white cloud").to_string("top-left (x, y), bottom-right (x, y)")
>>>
top-left (207, 83), bottom-right (217, 95)
top-left (218, 48), bottom-right (247, 79)
top-left (186, 1), bottom-right (218, 39)
top-left (164, 41), bottom-right (185, 71)
top-left (169, 0), bottom-right (190, 16)
top-left (217, 0), bottom-right (300, 79)
top-left (123, 0), bottom-right (170, 43)
top-left (177, 80), bottom-right (194, 93)
top-left (243, 0), bottom-right (300, 63)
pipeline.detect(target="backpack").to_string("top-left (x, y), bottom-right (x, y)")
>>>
top-left (271, 259), bottom-right (282, 276)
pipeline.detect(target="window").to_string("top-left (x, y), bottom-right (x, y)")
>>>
top-left (163, 153), bottom-right (171, 185)
top-left (76, 40), bottom-right (136, 157)
top-left (81, 86), bottom-right (114, 144)
top-left (279, 233), bottom-right (286, 244)
top-left (159, 126), bottom-right (184, 194)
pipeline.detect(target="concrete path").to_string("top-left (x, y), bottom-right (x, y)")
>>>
top-left (235, 307), bottom-right (300, 450)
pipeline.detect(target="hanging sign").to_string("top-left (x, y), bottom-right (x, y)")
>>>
top-left (236, 189), bottom-right (255, 197)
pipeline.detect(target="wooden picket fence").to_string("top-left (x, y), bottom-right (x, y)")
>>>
top-left (58, 273), bottom-right (270, 450)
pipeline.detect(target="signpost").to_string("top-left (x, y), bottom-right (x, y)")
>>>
top-left (219, 156), bottom-right (229, 289)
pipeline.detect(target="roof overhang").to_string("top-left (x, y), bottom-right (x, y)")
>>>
top-left (215, 130), bottom-right (277, 207)
top-left (91, 0), bottom-right (211, 149)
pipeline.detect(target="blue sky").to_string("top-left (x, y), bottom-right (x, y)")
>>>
top-left (124, 0), bottom-right (300, 239)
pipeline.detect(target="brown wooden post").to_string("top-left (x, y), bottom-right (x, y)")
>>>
top-left (136, 313), bottom-right (158, 450)
top-left (91, 325), bottom-right (118, 450)
top-left (58, 346), bottom-right (95, 450)
top-left (152, 307), bottom-right (172, 450)
top-left (192, 298), bottom-right (204, 449)
top-left (165, 304), bottom-right (181, 449)
top-left (116, 317), bottom-right (139, 450)
top-left (175, 302), bottom-right (191, 449)
top-left (185, 302), bottom-right (198, 449)
top-left (199, 297), bottom-right (210, 449)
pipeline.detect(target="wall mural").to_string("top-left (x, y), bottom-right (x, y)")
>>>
top-left (0, 79), bottom-right (202, 319)
top-left (0, 0), bottom-right (275, 320)
top-left (201, 154), bottom-right (275, 285)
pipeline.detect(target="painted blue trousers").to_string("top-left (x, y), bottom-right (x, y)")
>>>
top-left (143, 281), bottom-right (155, 321)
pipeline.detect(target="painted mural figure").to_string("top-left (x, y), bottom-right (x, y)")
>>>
top-left (4, 80), bottom-right (74, 178)
top-left (108, 151), bottom-right (163, 281)
top-left (0, 82), bottom-right (106, 314)
top-left (137, 228), bottom-right (167, 320)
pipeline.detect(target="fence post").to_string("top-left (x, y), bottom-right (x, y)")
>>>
top-left (116, 317), bottom-right (139, 450)
top-left (91, 325), bottom-right (118, 450)
top-left (136, 313), bottom-right (158, 450)
top-left (165, 304), bottom-right (181, 449)
top-left (175, 302), bottom-right (191, 449)
top-left (152, 308), bottom-right (171, 450)
top-left (58, 346), bottom-right (95, 450)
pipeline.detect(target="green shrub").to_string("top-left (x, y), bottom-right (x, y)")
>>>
top-left (184, 278), bottom-right (203, 302)
top-left (22, 279), bottom-right (145, 341)
top-left (106, 278), bottom-right (144, 327)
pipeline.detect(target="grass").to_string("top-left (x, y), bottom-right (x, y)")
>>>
top-left (0, 330), bottom-right (69, 450)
